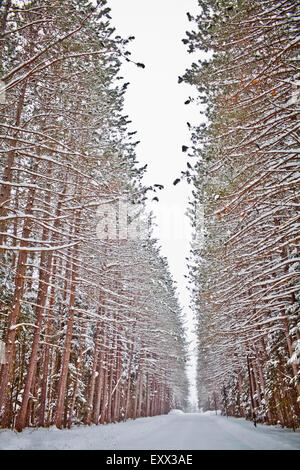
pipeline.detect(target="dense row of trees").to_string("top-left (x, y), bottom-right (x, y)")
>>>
top-left (182, 0), bottom-right (300, 428)
top-left (0, 0), bottom-right (188, 431)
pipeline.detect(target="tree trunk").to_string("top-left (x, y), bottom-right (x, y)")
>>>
top-left (0, 181), bottom-right (36, 427)
top-left (85, 320), bottom-right (101, 425)
top-left (100, 352), bottom-right (109, 425)
top-left (54, 215), bottom-right (79, 429)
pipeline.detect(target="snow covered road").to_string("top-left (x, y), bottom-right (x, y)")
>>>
top-left (0, 412), bottom-right (299, 450)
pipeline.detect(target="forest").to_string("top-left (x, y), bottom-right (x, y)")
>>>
top-left (0, 0), bottom-right (188, 431)
top-left (182, 0), bottom-right (300, 428)
top-left (0, 0), bottom-right (299, 435)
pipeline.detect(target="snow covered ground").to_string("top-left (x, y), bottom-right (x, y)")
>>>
top-left (0, 412), bottom-right (300, 450)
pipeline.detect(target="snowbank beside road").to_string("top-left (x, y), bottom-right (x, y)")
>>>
top-left (168, 409), bottom-right (185, 415)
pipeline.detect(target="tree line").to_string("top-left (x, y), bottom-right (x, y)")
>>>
top-left (182, 0), bottom-right (300, 428)
top-left (0, 0), bottom-right (188, 431)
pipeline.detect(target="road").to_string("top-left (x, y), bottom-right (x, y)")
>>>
top-left (113, 412), bottom-right (300, 450)
top-left (0, 411), bottom-right (299, 450)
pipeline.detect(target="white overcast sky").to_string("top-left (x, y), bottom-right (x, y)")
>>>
top-left (108, 0), bottom-right (201, 407)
